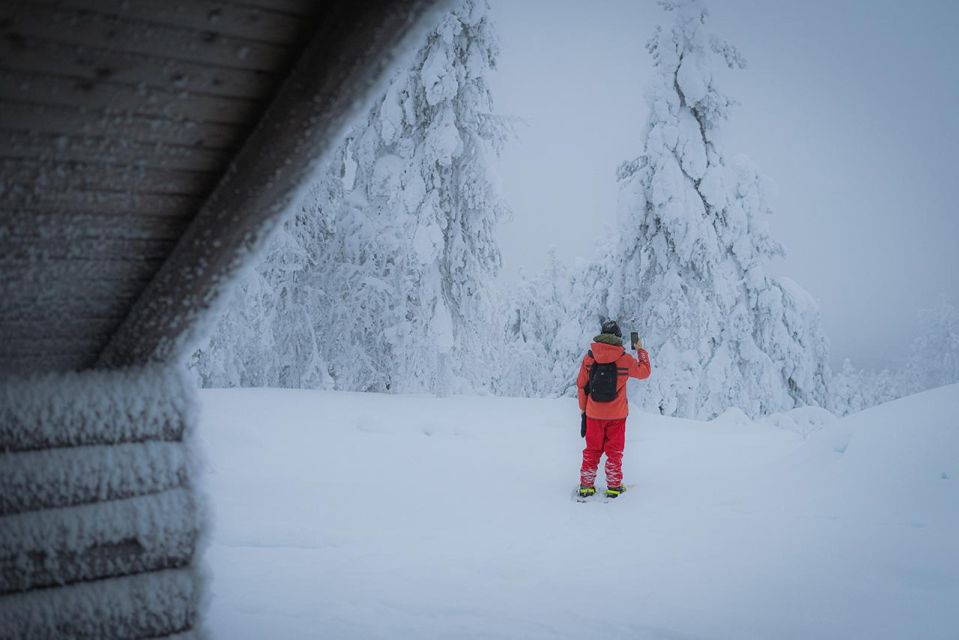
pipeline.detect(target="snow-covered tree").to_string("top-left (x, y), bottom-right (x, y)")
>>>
top-left (829, 359), bottom-right (902, 415)
top-left (194, 0), bottom-right (509, 393)
top-left (192, 220), bottom-right (330, 389)
top-left (602, 0), bottom-right (830, 418)
top-left (831, 296), bottom-right (959, 415)
top-left (494, 250), bottom-right (593, 397)
top-left (905, 296), bottom-right (959, 392)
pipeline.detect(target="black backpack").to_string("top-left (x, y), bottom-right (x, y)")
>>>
top-left (586, 350), bottom-right (618, 402)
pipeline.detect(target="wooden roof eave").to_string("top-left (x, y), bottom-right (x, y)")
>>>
top-left (97, 0), bottom-right (453, 369)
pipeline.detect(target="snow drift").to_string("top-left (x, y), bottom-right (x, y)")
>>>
top-left (198, 383), bottom-right (958, 639)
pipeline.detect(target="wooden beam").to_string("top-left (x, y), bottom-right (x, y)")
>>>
top-left (0, 352), bottom-right (93, 374)
top-left (1, 188), bottom-right (203, 216)
top-left (0, 129), bottom-right (234, 173)
top-left (0, 210), bottom-right (191, 240)
top-left (2, 2), bottom-right (297, 72)
top-left (0, 489), bottom-right (196, 594)
top-left (1, 101), bottom-right (246, 150)
top-left (0, 568), bottom-right (198, 639)
top-left (0, 233), bottom-right (177, 262)
top-left (225, 0), bottom-right (321, 17)
top-left (0, 330), bottom-right (116, 357)
top-left (0, 68), bottom-right (264, 125)
top-left (2, 293), bottom-right (140, 321)
top-left (0, 34), bottom-right (280, 100)
top-left (0, 441), bottom-right (188, 516)
top-left (28, 0), bottom-right (319, 45)
top-left (0, 365), bottom-right (191, 450)
top-left (98, 0), bottom-right (454, 368)
top-left (0, 158), bottom-right (219, 199)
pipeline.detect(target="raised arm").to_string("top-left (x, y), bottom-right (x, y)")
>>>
top-left (628, 348), bottom-right (651, 380)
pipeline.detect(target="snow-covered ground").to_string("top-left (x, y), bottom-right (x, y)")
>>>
top-left (199, 385), bottom-right (959, 639)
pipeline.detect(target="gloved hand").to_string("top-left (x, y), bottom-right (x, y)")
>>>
top-left (580, 412), bottom-right (587, 438)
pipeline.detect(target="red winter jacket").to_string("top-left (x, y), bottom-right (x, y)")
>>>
top-left (577, 339), bottom-right (651, 420)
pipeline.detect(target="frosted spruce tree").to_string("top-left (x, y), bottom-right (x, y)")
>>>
top-left (355, 0), bottom-right (509, 393)
top-left (495, 250), bottom-right (591, 397)
top-left (192, 218), bottom-right (331, 389)
top-left (607, 0), bottom-right (830, 418)
top-left (905, 296), bottom-right (959, 393)
top-left (193, 0), bottom-right (508, 394)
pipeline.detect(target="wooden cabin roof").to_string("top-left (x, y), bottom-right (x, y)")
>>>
top-left (0, 0), bottom-right (448, 376)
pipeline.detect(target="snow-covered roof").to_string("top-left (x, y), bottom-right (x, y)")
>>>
top-left (0, 0), bottom-right (450, 376)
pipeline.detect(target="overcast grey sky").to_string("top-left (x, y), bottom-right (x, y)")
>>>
top-left (487, 0), bottom-right (959, 369)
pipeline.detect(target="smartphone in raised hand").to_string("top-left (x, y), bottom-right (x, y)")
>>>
top-left (630, 331), bottom-right (640, 351)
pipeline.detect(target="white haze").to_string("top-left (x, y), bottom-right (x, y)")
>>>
top-left (488, 0), bottom-right (959, 370)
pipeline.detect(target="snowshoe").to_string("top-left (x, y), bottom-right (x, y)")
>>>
top-left (572, 485), bottom-right (597, 502)
top-left (604, 485), bottom-right (627, 499)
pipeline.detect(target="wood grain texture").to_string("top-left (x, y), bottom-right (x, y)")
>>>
top-left (2, 293), bottom-right (140, 322)
top-left (0, 232), bottom-right (178, 261)
top-left (0, 68), bottom-right (264, 125)
top-left (1, 2), bottom-right (296, 72)
top-left (0, 33), bottom-right (279, 99)
top-left (0, 209), bottom-right (191, 239)
top-left (0, 129), bottom-right (233, 172)
top-left (1, 158), bottom-right (219, 199)
top-left (222, 0), bottom-right (321, 17)
top-left (28, 0), bottom-right (320, 44)
top-left (1, 100), bottom-right (246, 150)
top-left (0, 353), bottom-right (94, 374)
top-left (0, 187), bottom-right (203, 216)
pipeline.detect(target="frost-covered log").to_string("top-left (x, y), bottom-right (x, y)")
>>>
top-left (0, 442), bottom-right (188, 516)
top-left (0, 366), bottom-right (204, 638)
top-left (0, 489), bottom-right (198, 593)
top-left (0, 367), bottom-right (193, 450)
top-left (0, 569), bottom-right (198, 640)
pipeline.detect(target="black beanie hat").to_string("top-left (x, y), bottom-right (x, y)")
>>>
top-left (601, 320), bottom-right (622, 338)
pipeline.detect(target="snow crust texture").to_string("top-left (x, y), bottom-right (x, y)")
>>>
top-left (0, 366), bottom-right (194, 450)
top-left (202, 385), bottom-right (959, 639)
top-left (0, 366), bottom-right (205, 639)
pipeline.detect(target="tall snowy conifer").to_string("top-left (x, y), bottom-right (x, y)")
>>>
top-left (193, 1), bottom-right (508, 393)
top-left (368, 0), bottom-right (508, 393)
top-left (609, 0), bottom-right (830, 418)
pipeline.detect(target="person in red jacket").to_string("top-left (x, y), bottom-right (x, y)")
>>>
top-left (576, 320), bottom-right (651, 498)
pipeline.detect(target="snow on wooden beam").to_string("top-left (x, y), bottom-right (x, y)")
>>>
top-left (98, 0), bottom-right (455, 368)
top-left (0, 365), bottom-right (204, 637)
top-left (0, 441), bottom-right (188, 516)
top-left (0, 366), bottom-right (194, 450)
top-left (0, 568), bottom-right (198, 639)
top-left (0, 488), bottom-right (198, 593)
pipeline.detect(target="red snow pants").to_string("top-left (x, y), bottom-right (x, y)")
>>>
top-left (580, 417), bottom-right (626, 488)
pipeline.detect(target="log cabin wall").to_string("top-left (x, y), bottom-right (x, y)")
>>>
top-left (0, 366), bottom-right (203, 639)
top-left (0, 1), bottom-right (450, 637)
